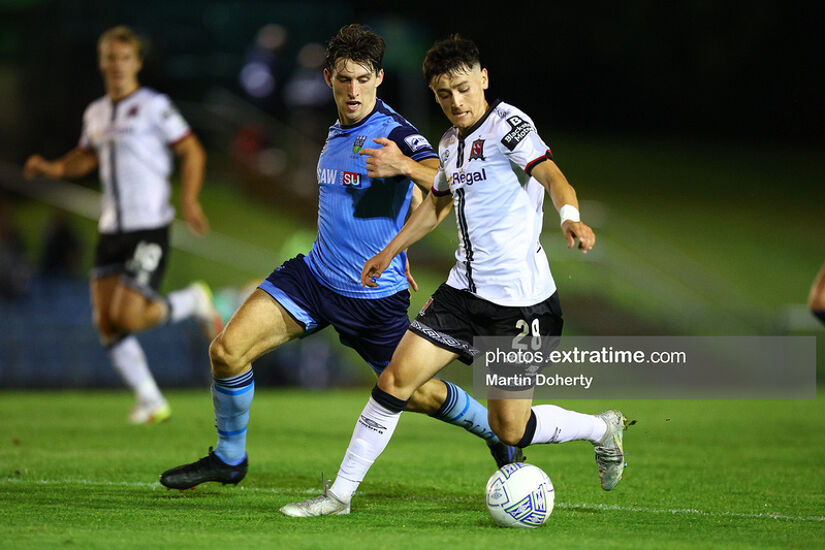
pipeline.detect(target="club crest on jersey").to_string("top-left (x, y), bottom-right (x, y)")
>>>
top-left (501, 115), bottom-right (533, 151)
top-left (127, 105), bottom-right (139, 117)
top-left (353, 135), bottom-right (367, 153)
top-left (342, 171), bottom-right (362, 186)
top-left (469, 139), bottom-right (485, 161)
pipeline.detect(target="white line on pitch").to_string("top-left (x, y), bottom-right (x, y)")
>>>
top-left (554, 502), bottom-right (825, 523)
top-left (4, 478), bottom-right (823, 523)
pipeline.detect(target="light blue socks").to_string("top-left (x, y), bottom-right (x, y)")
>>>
top-left (212, 369), bottom-right (254, 465)
top-left (432, 380), bottom-right (499, 445)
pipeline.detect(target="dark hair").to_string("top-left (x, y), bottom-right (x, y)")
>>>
top-left (422, 34), bottom-right (480, 84)
top-left (324, 24), bottom-right (384, 74)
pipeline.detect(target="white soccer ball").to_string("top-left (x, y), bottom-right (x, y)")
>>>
top-left (485, 462), bottom-right (554, 528)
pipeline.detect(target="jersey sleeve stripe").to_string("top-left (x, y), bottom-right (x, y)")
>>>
top-left (524, 149), bottom-right (552, 175)
top-left (431, 187), bottom-right (451, 197)
top-left (410, 150), bottom-right (439, 162)
top-left (167, 129), bottom-right (192, 146)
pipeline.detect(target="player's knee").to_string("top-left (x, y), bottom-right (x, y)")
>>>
top-left (109, 305), bottom-right (142, 334)
top-left (376, 367), bottom-right (413, 401)
top-left (209, 331), bottom-right (246, 377)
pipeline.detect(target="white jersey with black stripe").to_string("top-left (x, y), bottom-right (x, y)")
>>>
top-left (79, 87), bottom-right (191, 234)
top-left (432, 100), bottom-right (556, 307)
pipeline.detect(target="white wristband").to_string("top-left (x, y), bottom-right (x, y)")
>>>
top-left (559, 204), bottom-right (580, 226)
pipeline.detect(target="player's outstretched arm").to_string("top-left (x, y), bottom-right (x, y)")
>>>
top-left (361, 190), bottom-right (453, 287)
top-left (23, 147), bottom-right (98, 181)
top-left (174, 134), bottom-right (209, 236)
top-left (809, 261), bottom-right (825, 315)
top-left (360, 138), bottom-right (439, 191)
top-left (531, 160), bottom-right (595, 253)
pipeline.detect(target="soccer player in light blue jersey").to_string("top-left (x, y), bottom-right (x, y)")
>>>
top-left (160, 24), bottom-right (521, 491)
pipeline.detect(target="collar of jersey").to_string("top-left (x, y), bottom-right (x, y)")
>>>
top-left (458, 98), bottom-right (502, 139)
top-left (108, 86), bottom-right (143, 106)
top-left (336, 99), bottom-right (383, 131)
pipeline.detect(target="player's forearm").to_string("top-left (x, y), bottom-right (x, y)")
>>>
top-left (403, 158), bottom-right (439, 192)
top-left (178, 140), bottom-right (206, 204)
top-left (55, 148), bottom-right (98, 179)
top-left (532, 160), bottom-right (579, 212)
top-left (409, 184), bottom-right (423, 211)
top-left (548, 179), bottom-right (578, 213)
top-left (385, 194), bottom-right (443, 257)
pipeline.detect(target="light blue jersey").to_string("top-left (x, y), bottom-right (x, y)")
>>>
top-left (305, 99), bottom-right (438, 298)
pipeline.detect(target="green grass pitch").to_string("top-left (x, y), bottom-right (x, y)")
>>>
top-left (2, 389), bottom-right (823, 549)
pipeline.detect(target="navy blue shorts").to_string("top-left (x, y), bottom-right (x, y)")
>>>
top-left (258, 255), bottom-right (411, 372)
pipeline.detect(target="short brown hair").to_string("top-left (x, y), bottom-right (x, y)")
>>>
top-left (324, 23), bottom-right (384, 74)
top-left (423, 34), bottom-right (481, 84)
top-left (98, 25), bottom-right (144, 60)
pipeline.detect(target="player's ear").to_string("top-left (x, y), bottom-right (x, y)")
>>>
top-left (375, 69), bottom-right (384, 87)
top-left (481, 68), bottom-right (489, 90)
top-left (323, 68), bottom-right (333, 89)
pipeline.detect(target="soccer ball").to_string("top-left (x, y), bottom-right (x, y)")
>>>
top-left (485, 462), bottom-right (554, 528)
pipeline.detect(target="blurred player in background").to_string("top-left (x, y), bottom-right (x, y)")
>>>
top-left (160, 24), bottom-right (522, 492)
top-left (23, 26), bottom-right (222, 424)
top-left (809, 262), bottom-right (825, 326)
top-left (282, 35), bottom-right (629, 516)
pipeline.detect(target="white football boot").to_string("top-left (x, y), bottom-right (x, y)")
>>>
top-left (280, 478), bottom-right (350, 517)
top-left (594, 409), bottom-right (629, 490)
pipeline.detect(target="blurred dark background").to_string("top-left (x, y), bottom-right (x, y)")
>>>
top-left (3, 0), bottom-right (823, 161)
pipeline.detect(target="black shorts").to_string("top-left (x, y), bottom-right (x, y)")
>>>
top-left (91, 226), bottom-right (170, 295)
top-left (409, 283), bottom-right (563, 364)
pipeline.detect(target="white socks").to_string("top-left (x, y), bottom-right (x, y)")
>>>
top-left (108, 335), bottom-right (163, 405)
top-left (530, 404), bottom-right (607, 445)
top-left (327, 400), bottom-right (606, 504)
top-left (167, 284), bottom-right (202, 323)
top-left (330, 397), bottom-right (403, 503)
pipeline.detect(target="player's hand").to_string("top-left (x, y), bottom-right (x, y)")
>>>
top-left (405, 255), bottom-right (419, 292)
top-left (361, 250), bottom-right (393, 287)
top-left (183, 200), bottom-right (210, 236)
top-left (562, 220), bottom-right (595, 253)
top-left (23, 155), bottom-right (51, 180)
top-left (359, 137), bottom-right (410, 178)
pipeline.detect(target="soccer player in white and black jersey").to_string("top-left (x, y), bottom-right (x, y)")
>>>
top-left (23, 26), bottom-right (222, 424)
top-left (282, 35), bottom-right (630, 515)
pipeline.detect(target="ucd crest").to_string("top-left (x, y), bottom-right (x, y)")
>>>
top-left (353, 135), bottom-right (367, 153)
